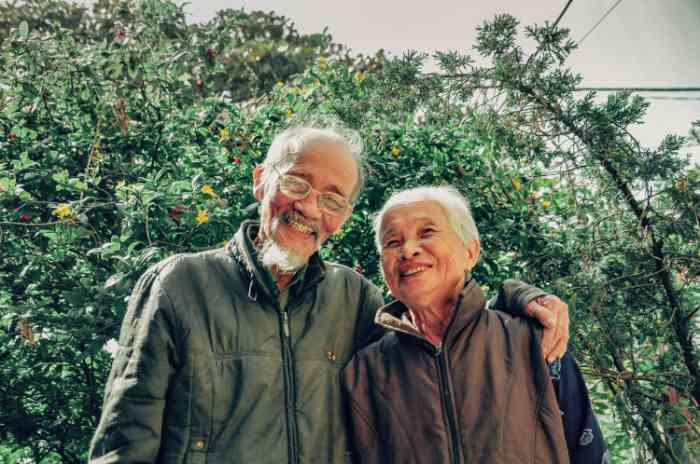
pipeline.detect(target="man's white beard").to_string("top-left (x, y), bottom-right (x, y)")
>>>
top-left (259, 216), bottom-right (309, 273)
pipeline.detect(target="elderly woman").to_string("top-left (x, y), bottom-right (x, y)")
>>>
top-left (341, 186), bottom-right (606, 464)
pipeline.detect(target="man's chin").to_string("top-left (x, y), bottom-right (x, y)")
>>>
top-left (259, 239), bottom-right (310, 273)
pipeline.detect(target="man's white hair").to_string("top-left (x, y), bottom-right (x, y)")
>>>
top-left (373, 186), bottom-right (480, 253)
top-left (257, 117), bottom-right (366, 203)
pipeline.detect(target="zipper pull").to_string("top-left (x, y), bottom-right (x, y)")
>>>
top-left (283, 311), bottom-right (290, 338)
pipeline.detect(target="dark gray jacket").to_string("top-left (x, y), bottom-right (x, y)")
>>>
top-left (342, 279), bottom-right (568, 463)
top-left (89, 221), bottom-right (383, 463)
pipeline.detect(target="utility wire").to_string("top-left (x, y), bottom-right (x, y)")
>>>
top-left (526, 0), bottom-right (575, 65)
top-left (645, 96), bottom-right (700, 101)
top-left (573, 87), bottom-right (700, 101)
top-left (578, 0), bottom-right (624, 46)
top-left (553, 0), bottom-right (575, 27)
top-left (575, 87), bottom-right (700, 92)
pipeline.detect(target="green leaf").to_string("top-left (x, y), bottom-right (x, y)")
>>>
top-left (18, 21), bottom-right (29, 38)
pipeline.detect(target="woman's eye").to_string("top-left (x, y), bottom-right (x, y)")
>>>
top-left (421, 228), bottom-right (437, 237)
top-left (384, 240), bottom-right (399, 248)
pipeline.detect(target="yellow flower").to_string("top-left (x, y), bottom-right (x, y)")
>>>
top-left (201, 185), bottom-right (216, 197)
top-left (354, 72), bottom-right (365, 82)
top-left (219, 127), bottom-right (230, 141)
top-left (318, 57), bottom-right (328, 70)
top-left (196, 210), bottom-right (209, 224)
top-left (541, 199), bottom-right (551, 209)
top-left (116, 180), bottom-right (126, 190)
top-left (511, 178), bottom-right (522, 191)
top-left (53, 203), bottom-right (72, 218)
top-left (286, 110), bottom-right (295, 119)
top-left (391, 146), bottom-right (401, 158)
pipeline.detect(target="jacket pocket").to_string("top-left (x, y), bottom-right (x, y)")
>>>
top-left (205, 352), bottom-right (287, 461)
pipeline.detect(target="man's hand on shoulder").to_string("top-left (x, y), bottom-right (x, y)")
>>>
top-left (524, 295), bottom-right (569, 362)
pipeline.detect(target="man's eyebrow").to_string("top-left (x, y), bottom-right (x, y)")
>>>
top-left (380, 227), bottom-right (397, 242)
top-left (286, 169), bottom-right (349, 197)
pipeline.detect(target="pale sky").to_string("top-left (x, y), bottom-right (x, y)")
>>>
top-left (81, 0), bottom-right (700, 162)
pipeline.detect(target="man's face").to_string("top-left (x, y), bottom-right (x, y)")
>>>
top-left (379, 200), bottom-right (478, 310)
top-left (254, 141), bottom-right (357, 266)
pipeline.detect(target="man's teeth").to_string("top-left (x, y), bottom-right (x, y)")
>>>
top-left (289, 220), bottom-right (314, 235)
top-left (401, 266), bottom-right (427, 276)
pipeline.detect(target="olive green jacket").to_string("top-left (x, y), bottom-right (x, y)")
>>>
top-left (89, 221), bottom-right (383, 463)
top-left (89, 220), bottom-right (543, 464)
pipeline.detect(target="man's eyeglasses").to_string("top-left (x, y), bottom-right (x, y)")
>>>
top-left (278, 174), bottom-right (351, 216)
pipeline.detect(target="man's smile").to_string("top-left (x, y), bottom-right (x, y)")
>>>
top-left (282, 210), bottom-right (319, 238)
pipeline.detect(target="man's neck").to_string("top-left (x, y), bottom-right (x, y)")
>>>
top-left (272, 267), bottom-right (295, 290)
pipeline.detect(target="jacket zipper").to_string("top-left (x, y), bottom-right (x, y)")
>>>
top-left (435, 345), bottom-right (462, 464)
top-left (278, 307), bottom-right (299, 464)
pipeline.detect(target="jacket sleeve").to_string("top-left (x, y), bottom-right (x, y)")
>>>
top-left (488, 279), bottom-right (547, 317)
top-left (89, 266), bottom-right (181, 463)
top-left (549, 353), bottom-right (608, 464)
top-left (351, 280), bottom-right (385, 353)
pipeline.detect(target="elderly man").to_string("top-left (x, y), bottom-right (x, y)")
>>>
top-left (89, 121), bottom-right (569, 463)
top-left (341, 186), bottom-right (606, 464)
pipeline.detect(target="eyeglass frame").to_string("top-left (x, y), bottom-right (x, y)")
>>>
top-left (270, 163), bottom-right (353, 216)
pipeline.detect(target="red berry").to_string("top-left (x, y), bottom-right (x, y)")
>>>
top-left (233, 157), bottom-right (241, 165)
top-left (19, 214), bottom-right (31, 222)
top-left (355, 265), bottom-right (364, 274)
top-left (9, 133), bottom-right (17, 141)
top-left (169, 204), bottom-right (185, 224)
top-left (206, 48), bottom-right (217, 60)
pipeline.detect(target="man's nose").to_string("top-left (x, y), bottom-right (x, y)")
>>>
top-left (295, 189), bottom-right (323, 220)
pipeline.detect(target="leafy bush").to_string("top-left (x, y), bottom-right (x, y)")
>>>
top-left (1, 2), bottom-right (698, 463)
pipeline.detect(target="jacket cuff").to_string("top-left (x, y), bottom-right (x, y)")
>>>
top-left (494, 279), bottom-right (547, 316)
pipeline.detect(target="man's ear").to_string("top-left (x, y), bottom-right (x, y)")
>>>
top-left (252, 165), bottom-right (264, 201)
top-left (464, 239), bottom-right (481, 272)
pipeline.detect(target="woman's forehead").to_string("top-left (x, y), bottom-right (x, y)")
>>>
top-left (380, 201), bottom-right (449, 233)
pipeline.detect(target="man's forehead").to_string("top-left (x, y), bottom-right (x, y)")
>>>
top-left (284, 145), bottom-right (358, 192)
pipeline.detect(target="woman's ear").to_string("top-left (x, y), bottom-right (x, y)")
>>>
top-left (464, 239), bottom-right (481, 272)
top-left (252, 165), bottom-right (264, 201)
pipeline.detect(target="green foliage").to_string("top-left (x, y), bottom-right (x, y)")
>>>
top-left (1, 1), bottom-right (698, 463)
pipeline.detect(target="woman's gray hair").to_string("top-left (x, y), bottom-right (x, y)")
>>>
top-left (257, 116), bottom-right (366, 203)
top-left (373, 186), bottom-right (480, 253)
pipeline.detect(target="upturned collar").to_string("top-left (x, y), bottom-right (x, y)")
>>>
top-left (374, 277), bottom-right (487, 346)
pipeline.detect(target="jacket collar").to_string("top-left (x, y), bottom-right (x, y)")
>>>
top-left (374, 277), bottom-right (486, 346)
top-left (228, 220), bottom-right (326, 302)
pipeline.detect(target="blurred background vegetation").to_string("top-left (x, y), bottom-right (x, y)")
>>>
top-left (1, 1), bottom-right (699, 462)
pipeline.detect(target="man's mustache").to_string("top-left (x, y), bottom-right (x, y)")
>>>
top-left (281, 210), bottom-right (320, 237)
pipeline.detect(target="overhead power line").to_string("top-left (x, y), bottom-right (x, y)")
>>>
top-left (573, 87), bottom-right (700, 101)
top-left (645, 96), bottom-right (700, 101)
top-left (575, 87), bottom-right (700, 92)
top-left (578, 0), bottom-right (624, 46)
top-left (553, 0), bottom-right (575, 27)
